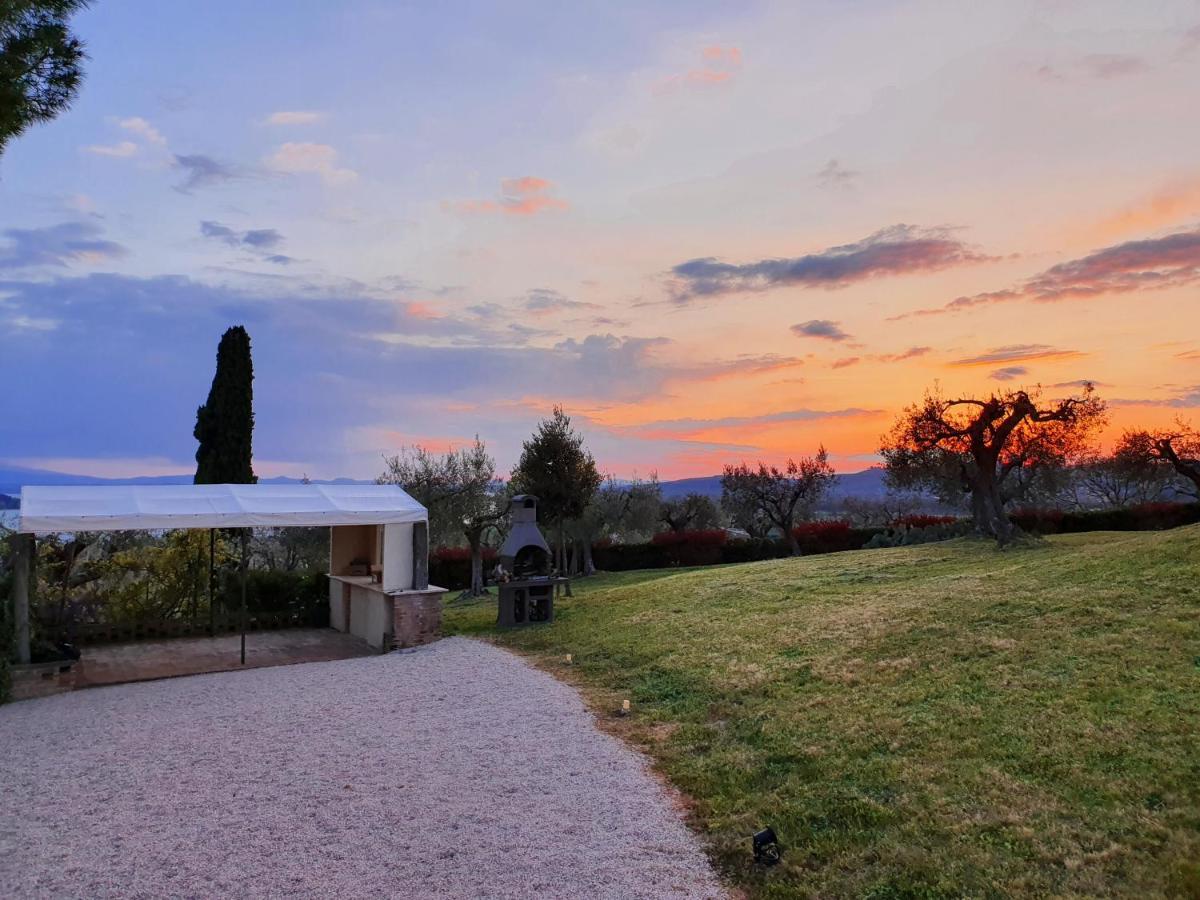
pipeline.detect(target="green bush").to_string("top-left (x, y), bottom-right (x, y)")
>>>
top-left (865, 520), bottom-right (974, 549)
top-left (0, 567), bottom-right (11, 704)
top-left (217, 569), bottom-right (328, 626)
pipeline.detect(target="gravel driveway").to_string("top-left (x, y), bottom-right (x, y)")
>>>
top-left (0, 637), bottom-right (725, 899)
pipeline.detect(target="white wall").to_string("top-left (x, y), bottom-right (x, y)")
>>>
top-left (328, 580), bottom-right (392, 650)
top-left (382, 522), bottom-right (414, 593)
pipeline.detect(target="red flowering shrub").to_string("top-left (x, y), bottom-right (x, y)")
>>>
top-left (432, 546), bottom-right (497, 563)
top-left (892, 514), bottom-right (958, 529)
top-left (791, 520), bottom-right (855, 553)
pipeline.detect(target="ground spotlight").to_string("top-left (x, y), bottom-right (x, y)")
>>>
top-left (752, 826), bottom-right (781, 865)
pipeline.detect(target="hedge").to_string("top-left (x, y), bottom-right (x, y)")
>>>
top-left (216, 569), bottom-right (329, 625)
top-left (429, 546), bottom-right (497, 592)
top-left (1010, 501), bottom-right (1200, 534)
top-left (418, 502), bottom-right (1200, 588)
top-left (594, 524), bottom-right (887, 572)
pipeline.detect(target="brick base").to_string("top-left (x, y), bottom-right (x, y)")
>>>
top-left (392, 588), bottom-right (447, 649)
top-left (11, 660), bottom-right (78, 702)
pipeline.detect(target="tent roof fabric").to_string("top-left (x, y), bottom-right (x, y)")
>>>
top-left (18, 484), bottom-right (426, 533)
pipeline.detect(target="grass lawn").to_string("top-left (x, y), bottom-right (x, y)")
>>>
top-left (445, 528), bottom-right (1200, 898)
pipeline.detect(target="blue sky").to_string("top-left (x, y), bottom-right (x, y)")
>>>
top-left (2, 1), bottom-right (1198, 479)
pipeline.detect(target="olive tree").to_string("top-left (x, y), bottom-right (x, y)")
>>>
top-left (881, 384), bottom-right (1106, 543)
top-left (658, 492), bottom-right (722, 533)
top-left (1116, 422), bottom-right (1200, 501)
top-left (721, 448), bottom-right (837, 555)
top-left (379, 437), bottom-right (506, 597)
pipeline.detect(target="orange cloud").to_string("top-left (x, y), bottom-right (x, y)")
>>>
top-left (1089, 176), bottom-right (1200, 242)
top-left (677, 355), bottom-right (806, 384)
top-left (702, 45), bottom-right (742, 65)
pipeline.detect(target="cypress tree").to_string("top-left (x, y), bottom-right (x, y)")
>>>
top-left (194, 326), bottom-right (257, 484)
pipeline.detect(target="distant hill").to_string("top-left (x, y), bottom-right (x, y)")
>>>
top-left (0, 465), bottom-right (371, 497)
top-left (0, 493), bottom-right (19, 510)
top-left (661, 468), bottom-right (895, 502)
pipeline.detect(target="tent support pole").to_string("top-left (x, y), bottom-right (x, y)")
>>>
top-left (13, 533), bottom-right (33, 664)
top-left (239, 529), bottom-right (248, 665)
top-left (208, 529), bottom-right (215, 636)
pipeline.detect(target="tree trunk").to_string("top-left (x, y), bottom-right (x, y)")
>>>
top-left (581, 538), bottom-right (596, 577)
top-left (971, 473), bottom-right (1015, 543)
top-left (1159, 444), bottom-right (1200, 497)
top-left (468, 537), bottom-right (486, 598)
top-left (784, 522), bottom-right (801, 556)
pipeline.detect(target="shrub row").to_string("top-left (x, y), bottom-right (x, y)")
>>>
top-left (216, 569), bottom-right (329, 625)
top-left (424, 502), bottom-right (1200, 587)
top-left (595, 524), bottom-right (888, 572)
top-left (1010, 501), bottom-right (1200, 534)
top-left (429, 546), bottom-right (497, 592)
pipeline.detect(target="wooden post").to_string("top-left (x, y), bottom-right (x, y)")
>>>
top-left (412, 521), bottom-right (429, 590)
top-left (12, 533), bottom-right (33, 664)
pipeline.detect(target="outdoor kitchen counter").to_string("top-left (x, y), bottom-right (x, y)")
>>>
top-left (327, 573), bottom-right (387, 592)
top-left (328, 576), bottom-right (447, 650)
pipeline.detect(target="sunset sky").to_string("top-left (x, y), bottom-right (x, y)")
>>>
top-left (2, 0), bottom-right (1198, 481)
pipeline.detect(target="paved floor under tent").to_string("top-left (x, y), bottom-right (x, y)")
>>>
top-left (74, 628), bottom-right (377, 687)
top-left (0, 637), bottom-right (725, 899)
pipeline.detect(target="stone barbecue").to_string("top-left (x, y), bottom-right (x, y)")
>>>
top-left (495, 495), bottom-right (567, 627)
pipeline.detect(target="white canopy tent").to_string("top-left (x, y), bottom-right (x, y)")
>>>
top-left (10, 483), bottom-right (430, 667)
top-left (17, 483), bottom-right (426, 534)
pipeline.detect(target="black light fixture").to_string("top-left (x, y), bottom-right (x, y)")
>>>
top-left (752, 826), bottom-right (781, 865)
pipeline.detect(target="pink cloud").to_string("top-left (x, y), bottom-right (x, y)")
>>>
top-left (447, 176), bottom-right (568, 217)
top-left (405, 302), bottom-right (444, 320)
top-left (655, 45), bottom-right (742, 94)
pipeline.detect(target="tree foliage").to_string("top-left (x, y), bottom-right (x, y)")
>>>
top-left (569, 475), bottom-right (661, 575)
top-left (721, 448), bottom-right (837, 555)
top-left (511, 406), bottom-right (601, 526)
top-left (379, 437), bottom-right (506, 597)
top-left (881, 384), bottom-right (1106, 542)
top-left (250, 527), bottom-right (327, 573)
top-left (1117, 421), bottom-right (1200, 501)
top-left (194, 326), bottom-right (256, 485)
top-left (1, 1), bottom-right (90, 156)
top-left (659, 492), bottom-right (722, 532)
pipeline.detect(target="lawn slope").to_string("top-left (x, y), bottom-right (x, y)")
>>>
top-left (446, 529), bottom-right (1200, 898)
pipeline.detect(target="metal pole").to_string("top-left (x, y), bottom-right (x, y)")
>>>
top-left (208, 529), bottom-right (215, 636)
top-left (240, 528), bottom-right (248, 665)
top-left (12, 533), bottom-right (33, 664)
